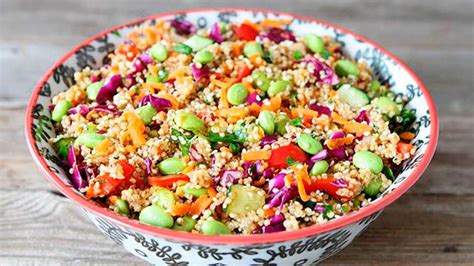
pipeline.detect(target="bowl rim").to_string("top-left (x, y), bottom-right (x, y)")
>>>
top-left (25, 7), bottom-right (438, 245)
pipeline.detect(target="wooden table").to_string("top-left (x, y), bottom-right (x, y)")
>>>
top-left (1, 0), bottom-right (473, 264)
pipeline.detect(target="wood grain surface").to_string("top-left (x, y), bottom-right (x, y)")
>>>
top-left (1, 0), bottom-right (473, 265)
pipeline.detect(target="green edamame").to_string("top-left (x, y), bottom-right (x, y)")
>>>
top-left (275, 113), bottom-right (289, 135)
top-left (364, 176), bottom-right (382, 197)
top-left (243, 41), bottom-right (264, 57)
top-left (353, 151), bottom-right (384, 174)
top-left (115, 199), bottom-right (130, 216)
top-left (201, 219), bottom-right (231, 235)
top-left (373, 96), bottom-right (400, 117)
top-left (257, 110), bottom-right (275, 135)
top-left (368, 80), bottom-right (381, 94)
top-left (86, 81), bottom-right (104, 101)
top-left (297, 133), bottom-right (323, 154)
top-left (268, 80), bottom-right (290, 97)
top-left (335, 60), bottom-right (360, 77)
top-left (251, 71), bottom-right (270, 92)
top-left (227, 83), bottom-right (249, 105)
top-left (158, 157), bottom-right (186, 175)
top-left (182, 185), bottom-right (208, 197)
top-left (152, 188), bottom-right (176, 209)
top-left (303, 33), bottom-right (324, 54)
top-left (175, 111), bottom-right (205, 133)
top-left (139, 205), bottom-right (174, 228)
top-left (310, 160), bottom-right (329, 176)
top-left (52, 99), bottom-right (72, 122)
top-left (75, 132), bottom-right (105, 148)
top-left (194, 50), bottom-right (214, 64)
top-left (137, 105), bottom-right (157, 125)
top-left (172, 216), bottom-right (197, 232)
top-left (337, 84), bottom-right (369, 108)
top-left (175, 43), bottom-right (193, 55)
top-left (149, 43), bottom-right (168, 62)
top-left (184, 34), bottom-right (214, 51)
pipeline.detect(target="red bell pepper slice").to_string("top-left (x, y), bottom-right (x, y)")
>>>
top-left (86, 173), bottom-right (123, 198)
top-left (148, 174), bottom-right (190, 187)
top-left (304, 177), bottom-right (352, 200)
top-left (235, 62), bottom-right (251, 81)
top-left (118, 159), bottom-right (135, 179)
top-left (232, 23), bottom-right (259, 41)
top-left (267, 144), bottom-right (309, 169)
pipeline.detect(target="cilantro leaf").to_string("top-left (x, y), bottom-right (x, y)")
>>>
top-left (286, 156), bottom-right (296, 166)
top-left (290, 117), bottom-right (303, 127)
top-left (170, 128), bottom-right (193, 156)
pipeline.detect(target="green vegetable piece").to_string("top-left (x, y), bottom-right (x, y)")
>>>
top-left (373, 96), bottom-right (401, 117)
top-left (175, 111), bottom-right (205, 133)
top-left (86, 81), bottom-right (105, 101)
top-left (139, 206), bottom-right (174, 228)
top-left (152, 188), bottom-right (176, 209)
top-left (337, 84), bottom-right (369, 108)
top-left (364, 176), bottom-right (382, 197)
top-left (175, 43), bottom-right (193, 55)
top-left (268, 80), bottom-right (290, 97)
top-left (321, 50), bottom-right (331, 60)
top-left (75, 132), bottom-right (105, 148)
top-left (303, 34), bottom-right (324, 54)
top-left (368, 80), bottom-right (381, 93)
top-left (382, 166), bottom-right (395, 180)
top-left (297, 133), bottom-right (323, 155)
top-left (184, 35), bottom-right (214, 52)
top-left (157, 69), bottom-right (168, 82)
top-left (251, 71), bottom-right (270, 92)
top-left (150, 43), bottom-right (168, 62)
top-left (201, 219), bottom-right (231, 235)
top-left (229, 142), bottom-right (241, 154)
top-left (225, 185), bottom-right (265, 215)
top-left (292, 49), bottom-right (303, 60)
top-left (55, 137), bottom-right (75, 158)
top-left (172, 216), bottom-right (197, 232)
top-left (115, 199), bottom-right (130, 216)
top-left (275, 113), bottom-right (289, 134)
top-left (146, 76), bottom-right (160, 83)
top-left (257, 110), bottom-right (275, 135)
top-left (158, 157), bottom-right (186, 175)
top-left (335, 60), bottom-right (360, 77)
top-left (243, 41), bottom-right (264, 57)
top-left (182, 185), bottom-right (208, 197)
top-left (310, 160), bottom-right (329, 176)
top-left (86, 124), bottom-right (98, 132)
top-left (194, 50), bottom-right (214, 64)
top-left (227, 83), bottom-right (249, 106)
top-left (52, 100), bottom-right (72, 122)
top-left (353, 151), bottom-right (384, 174)
top-left (137, 105), bottom-right (157, 125)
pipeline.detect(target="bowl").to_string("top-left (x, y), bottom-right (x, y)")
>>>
top-left (25, 8), bottom-right (438, 265)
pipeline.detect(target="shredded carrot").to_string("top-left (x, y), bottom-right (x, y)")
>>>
top-left (216, 107), bottom-right (249, 123)
top-left (124, 112), bottom-right (146, 147)
top-left (331, 112), bottom-right (348, 124)
top-left (400, 132), bottom-right (415, 141)
top-left (327, 136), bottom-right (354, 150)
top-left (242, 150), bottom-right (271, 162)
top-left (168, 67), bottom-right (186, 80)
top-left (95, 138), bottom-right (113, 154)
top-left (242, 19), bottom-right (262, 31)
top-left (284, 174), bottom-right (294, 187)
top-left (291, 108), bottom-right (319, 119)
top-left (253, 176), bottom-right (266, 187)
top-left (144, 27), bottom-right (158, 44)
top-left (261, 95), bottom-right (281, 112)
top-left (191, 195), bottom-right (213, 215)
top-left (157, 92), bottom-right (179, 109)
top-left (182, 162), bottom-right (195, 174)
top-left (291, 165), bottom-right (311, 202)
top-left (397, 142), bottom-right (414, 155)
top-left (343, 121), bottom-right (372, 137)
top-left (210, 77), bottom-right (228, 89)
top-left (263, 207), bottom-right (276, 218)
top-left (219, 85), bottom-right (230, 108)
top-left (314, 116), bottom-right (331, 128)
top-left (242, 81), bottom-right (256, 94)
top-left (260, 18), bottom-right (291, 29)
top-left (232, 41), bottom-right (244, 57)
top-left (207, 187), bottom-right (217, 198)
top-left (170, 203), bottom-right (192, 216)
top-left (248, 54), bottom-right (264, 67)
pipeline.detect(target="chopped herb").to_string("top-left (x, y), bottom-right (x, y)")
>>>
top-left (322, 205), bottom-right (335, 220)
top-left (157, 69), bottom-right (168, 82)
top-left (229, 143), bottom-right (241, 154)
top-left (382, 166), bottom-right (395, 180)
top-left (292, 50), bottom-right (303, 60)
top-left (112, 30), bottom-right (121, 37)
top-left (263, 52), bottom-right (272, 63)
top-left (170, 128), bottom-right (193, 156)
top-left (286, 156), bottom-right (296, 166)
top-left (175, 43), bottom-right (193, 55)
top-left (321, 50), bottom-right (331, 59)
top-left (207, 129), bottom-right (247, 144)
top-left (290, 117), bottom-right (303, 127)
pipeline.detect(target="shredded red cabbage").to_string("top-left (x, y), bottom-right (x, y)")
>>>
top-left (48, 104), bottom-right (55, 112)
top-left (299, 57), bottom-right (339, 85)
top-left (191, 63), bottom-right (210, 80)
top-left (268, 186), bottom-right (293, 209)
top-left (247, 91), bottom-right (263, 106)
top-left (262, 222), bottom-right (285, 234)
top-left (263, 168), bottom-right (274, 179)
top-left (139, 94), bottom-right (172, 110)
top-left (124, 73), bottom-right (137, 89)
top-left (68, 105), bottom-right (90, 116)
top-left (309, 103), bottom-right (331, 117)
top-left (144, 157), bottom-right (153, 176)
top-left (328, 146), bottom-right (347, 160)
top-left (67, 146), bottom-right (87, 189)
top-left (170, 18), bottom-right (196, 35)
top-left (331, 178), bottom-right (348, 188)
top-left (260, 27), bottom-right (296, 43)
top-left (96, 75), bottom-right (123, 104)
top-left (314, 204), bottom-right (325, 213)
top-left (259, 135), bottom-right (277, 147)
top-left (189, 145), bottom-right (204, 162)
top-left (330, 131), bottom-right (345, 139)
top-left (90, 74), bottom-right (99, 83)
top-left (132, 57), bottom-right (146, 73)
top-left (69, 104), bottom-right (121, 116)
top-left (140, 52), bottom-right (154, 65)
top-left (209, 22), bottom-right (224, 43)
top-left (356, 110), bottom-right (370, 124)
top-left (242, 160), bottom-right (265, 178)
top-left (216, 169), bottom-right (244, 187)
top-left (268, 172), bottom-right (286, 192)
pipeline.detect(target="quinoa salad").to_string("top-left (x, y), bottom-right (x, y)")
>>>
top-left (50, 18), bottom-right (417, 235)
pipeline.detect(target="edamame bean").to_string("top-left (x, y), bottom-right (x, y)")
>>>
top-left (251, 71), bottom-right (270, 92)
top-left (373, 96), bottom-right (400, 117)
top-left (227, 83), bottom-right (249, 105)
top-left (158, 157), bottom-right (186, 175)
top-left (194, 50), bottom-right (214, 64)
top-left (268, 80), bottom-right (290, 97)
top-left (292, 49), bottom-right (303, 60)
top-left (353, 151), bottom-right (384, 174)
top-left (297, 133), bottom-right (323, 154)
top-left (115, 199), bottom-right (130, 216)
top-left (337, 84), bottom-right (369, 108)
top-left (182, 185), bottom-right (208, 197)
top-left (139, 206), bottom-right (174, 228)
top-left (55, 137), bottom-right (75, 158)
top-left (172, 216), bottom-right (197, 232)
top-left (275, 113), bottom-right (289, 135)
top-left (335, 60), bottom-right (360, 77)
top-left (86, 81), bottom-right (104, 101)
top-left (184, 35), bottom-right (214, 52)
top-left (303, 34), bottom-right (324, 54)
top-left (52, 100), bottom-right (72, 122)
top-left (364, 176), bottom-right (382, 197)
top-left (175, 111), bottom-right (205, 133)
top-left (153, 188), bottom-right (176, 209)
top-left (75, 132), bottom-right (105, 148)
top-left (257, 110), bottom-right (275, 135)
top-left (175, 43), bottom-right (193, 55)
top-left (201, 219), bottom-right (231, 235)
top-left (137, 105), bottom-right (157, 125)
top-left (150, 43), bottom-right (168, 62)
top-left (243, 41), bottom-right (264, 57)
top-left (368, 80), bottom-right (381, 93)
top-left (310, 160), bottom-right (329, 176)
